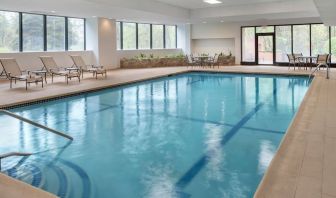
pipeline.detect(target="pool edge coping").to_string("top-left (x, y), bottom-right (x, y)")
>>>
top-left (254, 72), bottom-right (319, 197)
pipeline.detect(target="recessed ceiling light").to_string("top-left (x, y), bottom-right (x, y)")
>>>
top-left (92, 16), bottom-right (97, 18)
top-left (203, 0), bottom-right (222, 4)
top-left (220, 20), bottom-right (224, 23)
top-left (202, 21), bottom-right (207, 23)
top-left (51, 10), bottom-right (56, 13)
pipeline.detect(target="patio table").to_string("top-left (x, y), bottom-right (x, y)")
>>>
top-left (296, 56), bottom-right (317, 70)
top-left (194, 56), bottom-right (210, 66)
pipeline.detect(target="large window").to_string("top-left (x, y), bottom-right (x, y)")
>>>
top-left (68, 18), bottom-right (85, 51)
top-left (116, 22), bottom-right (177, 50)
top-left (47, 16), bottom-right (65, 51)
top-left (242, 27), bottom-right (255, 62)
top-left (122, 23), bottom-right (136, 50)
top-left (293, 25), bottom-right (310, 56)
top-left (116, 22), bottom-right (121, 50)
top-left (242, 23), bottom-right (336, 64)
top-left (276, 26), bottom-right (292, 62)
top-left (22, 13), bottom-right (44, 51)
top-left (138, 23), bottom-right (150, 49)
top-left (165, 25), bottom-right (176, 49)
top-left (311, 24), bottom-right (329, 56)
top-left (152, 25), bottom-right (164, 49)
top-left (0, 11), bottom-right (19, 52)
top-left (0, 11), bottom-right (85, 52)
top-left (331, 27), bottom-right (336, 63)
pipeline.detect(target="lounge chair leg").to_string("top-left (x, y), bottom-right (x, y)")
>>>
top-left (26, 82), bottom-right (28, 90)
top-left (42, 79), bottom-right (43, 88)
top-left (67, 76), bottom-right (69, 84)
top-left (52, 74), bottom-right (54, 83)
top-left (10, 78), bottom-right (12, 89)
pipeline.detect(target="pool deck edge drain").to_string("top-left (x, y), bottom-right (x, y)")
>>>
top-left (175, 103), bottom-right (264, 190)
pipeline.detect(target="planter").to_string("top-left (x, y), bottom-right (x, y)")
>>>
top-left (120, 57), bottom-right (187, 68)
top-left (218, 56), bottom-right (235, 65)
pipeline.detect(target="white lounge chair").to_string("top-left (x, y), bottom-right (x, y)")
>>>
top-left (39, 56), bottom-right (80, 84)
top-left (70, 55), bottom-right (107, 79)
top-left (0, 58), bottom-right (43, 90)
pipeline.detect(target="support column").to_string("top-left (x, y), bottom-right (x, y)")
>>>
top-left (86, 17), bottom-right (118, 69)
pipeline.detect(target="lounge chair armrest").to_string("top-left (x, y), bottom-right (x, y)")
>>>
top-left (92, 65), bottom-right (104, 69)
top-left (22, 70), bottom-right (30, 74)
top-left (50, 68), bottom-right (59, 72)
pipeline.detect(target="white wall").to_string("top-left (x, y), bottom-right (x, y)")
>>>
top-left (98, 19), bottom-right (118, 68)
top-left (0, 51), bottom-right (94, 71)
top-left (192, 38), bottom-right (235, 57)
top-left (192, 22), bottom-right (241, 64)
top-left (86, 17), bottom-right (118, 69)
top-left (177, 24), bottom-right (191, 55)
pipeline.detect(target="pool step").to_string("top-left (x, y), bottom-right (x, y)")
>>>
top-left (1, 156), bottom-right (91, 198)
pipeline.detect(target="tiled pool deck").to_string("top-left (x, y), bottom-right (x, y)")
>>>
top-left (0, 66), bottom-right (335, 198)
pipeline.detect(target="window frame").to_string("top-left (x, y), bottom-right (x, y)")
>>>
top-left (241, 23), bottom-right (335, 66)
top-left (117, 21), bottom-right (178, 50)
top-left (122, 22), bottom-right (137, 50)
top-left (165, 25), bottom-right (177, 49)
top-left (67, 17), bottom-right (86, 51)
top-left (137, 23), bottom-right (151, 50)
top-left (275, 25), bottom-right (292, 63)
top-left (0, 9), bottom-right (85, 53)
top-left (241, 26), bottom-right (256, 63)
top-left (0, 10), bottom-right (20, 52)
top-left (152, 24), bottom-right (164, 49)
top-left (46, 15), bottom-right (66, 51)
top-left (21, 12), bottom-right (45, 52)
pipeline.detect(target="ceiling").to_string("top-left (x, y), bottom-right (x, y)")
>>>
top-left (313, 0), bottom-right (336, 25)
top-left (0, 0), bottom-right (335, 25)
top-left (155, 0), bottom-right (291, 9)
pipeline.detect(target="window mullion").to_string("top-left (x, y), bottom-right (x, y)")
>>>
top-left (43, 15), bottom-right (47, 51)
top-left (65, 17), bottom-right (68, 51)
top-left (19, 12), bottom-right (23, 52)
top-left (136, 23), bottom-right (139, 49)
top-left (150, 24), bottom-right (153, 49)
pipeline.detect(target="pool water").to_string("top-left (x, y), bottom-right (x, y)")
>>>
top-left (0, 72), bottom-right (310, 198)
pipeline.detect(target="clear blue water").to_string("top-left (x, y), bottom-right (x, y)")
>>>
top-left (0, 72), bottom-right (310, 198)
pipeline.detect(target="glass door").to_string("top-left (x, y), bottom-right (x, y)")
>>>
top-left (257, 34), bottom-right (274, 65)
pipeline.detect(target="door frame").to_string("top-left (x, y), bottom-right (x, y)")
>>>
top-left (255, 33), bottom-right (276, 65)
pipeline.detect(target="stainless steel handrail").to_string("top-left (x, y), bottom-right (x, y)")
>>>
top-left (309, 63), bottom-right (330, 80)
top-left (0, 110), bottom-right (73, 140)
top-left (0, 152), bottom-right (32, 159)
top-left (0, 152), bottom-right (32, 170)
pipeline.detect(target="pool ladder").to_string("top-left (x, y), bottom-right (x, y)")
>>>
top-left (0, 109), bottom-right (73, 170)
top-left (309, 63), bottom-right (330, 80)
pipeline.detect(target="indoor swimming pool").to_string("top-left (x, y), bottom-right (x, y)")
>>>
top-left (0, 72), bottom-right (310, 198)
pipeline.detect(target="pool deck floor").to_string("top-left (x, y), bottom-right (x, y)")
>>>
top-left (0, 65), bottom-right (335, 198)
